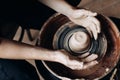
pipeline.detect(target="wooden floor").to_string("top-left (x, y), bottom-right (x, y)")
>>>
top-left (78, 0), bottom-right (120, 18)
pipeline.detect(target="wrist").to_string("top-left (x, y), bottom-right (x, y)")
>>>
top-left (52, 51), bottom-right (60, 62)
top-left (65, 6), bottom-right (76, 18)
top-left (54, 50), bottom-right (68, 65)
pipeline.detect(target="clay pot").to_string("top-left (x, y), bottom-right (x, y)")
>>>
top-left (36, 13), bottom-right (120, 80)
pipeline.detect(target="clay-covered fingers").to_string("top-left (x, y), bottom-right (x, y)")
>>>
top-left (69, 16), bottom-right (100, 40)
top-left (83, 60), bottom-right (98, 69)
top-left (67, 59), bottom-right (84, 70)
top-left (84, 17), bottom-right (100, 40)
top-left (57, 50), bottom-right (98, 70)
top-left (66, 54), bottom-right (98, 70)
top-left (71, 9), bottom-right (97, 19)
top-left (56, 50), bottom-right (84, 70)
top-left (68, 60), bottom-right (98, 70)
top-left (68, 54), bottom-right (98, 70)
top-left (88, 22), bottom-right (98, 40)
top-left (87, 17), bottom-right (100, 33)
top-left (68, 9), bottom-right (100, 39)
top-left (81, 54), bottom-right (98, 62)
top-left (79, 9), bottom-right (97, 17)
top-left (90, 17), bottom-right (100, 39)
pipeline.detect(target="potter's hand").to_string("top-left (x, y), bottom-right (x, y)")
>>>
top-left (55, 50), bottom-right (98, 70)
top-left (39, 0), bottom-right (100, 39)
top-left (68, 9), bottom-right (100, 40)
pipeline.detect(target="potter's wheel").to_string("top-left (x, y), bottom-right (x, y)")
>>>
top-left (35, 13), bottom-right (120, 79)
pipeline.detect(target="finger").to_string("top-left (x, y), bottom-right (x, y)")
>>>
top-left (69, 60), bottom-right (84, 70)
top-left (73, 18), bottom-right (97, 39)
top-left (78, 52), bottom-right (90, 58)
top-left (88, 17), bottom-right (101, 33)
top-left (89, 22), bottom-right (98, 40)
top-left (83, 10), bottom-right (97, 17)
top-left (91, 17), bottom-right (100, 33)
top-left (72, 9), bottom-right (97, 19)
top-left (83, 60), bottom-right (98, 69)
top-left (78, 9), bottom-right (97, 17)
top-left (74, 62), bottom-right (84, 70)
top-left (85, 27), bottom-right (93, 37)
top-left (72, 17), bottom-right (98, 39)
top-left (81, 54), bottom-right (98, 62)
top-left (72, 10), bottom-right (86, 19)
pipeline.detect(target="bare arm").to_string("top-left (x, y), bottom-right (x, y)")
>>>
top-left (0, 38), bottom-right (97, 70)
top-left (0, 38), bottom-right (85, 70)
top-left (39, 0), bottom-right (74, 17)
top-left (0, 38), bottom-right (57, 61)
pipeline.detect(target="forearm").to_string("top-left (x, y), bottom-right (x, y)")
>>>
top-left (0, 38), bottom-right (57, 62)
top-left (39, 0), bottom-right (75, 17)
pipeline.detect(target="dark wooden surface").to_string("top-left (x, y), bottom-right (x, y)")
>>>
top-left (79, 0), bottom-right (120, 18)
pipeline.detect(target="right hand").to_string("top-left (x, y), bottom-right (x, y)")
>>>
top-left (67, 9), bottom-right (100, 40)
top-left (55, 50), bottom-right (98, 70)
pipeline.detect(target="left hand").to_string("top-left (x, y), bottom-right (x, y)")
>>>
top-left (67, 9), bottom-right (100, 40)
